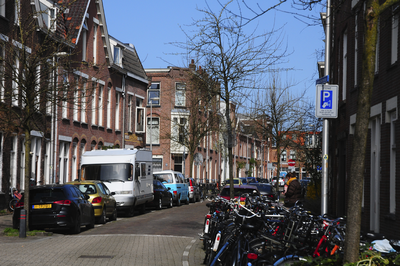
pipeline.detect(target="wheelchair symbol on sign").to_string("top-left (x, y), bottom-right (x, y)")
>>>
top-left (321, 91), bottom-right (332, 109)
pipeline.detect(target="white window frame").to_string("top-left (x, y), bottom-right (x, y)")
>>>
top-left (148, 83), bottom-right (160, 105)
top-left (98, 85), bottom-right (103, 126)
top-left (12, 52), bottom-right (19, 106)
top-left (146, 117), bottom-right (160, 145)
top-left (14, 0), bottom-right (20, 25)
top-left (93, 22), bottom-right (98, 65)
top-left (0, 44), bottom-right (4, 102)
top-left (0, 0), bottom-right (5, 17)
top-left (107, 87), bottom-right (111, 128)
top-left (115, 92), bottom-right (120, 130)
top-left (62, 73), bottom-right (69, 119)
top-left (135, 107), bottom-right (145, 133)
top-left (113, 46), bottom-right (122, 66)
top-left (39, 0), bottom-right (57, 32)
top-left (91, 81), bottom-right (97, 125)
top-left (175, 82), bottom-right (186, 106)
top-left (81, 80), bottom-right (87, 123)
top-left (82, 17), bottom-right (88, 62)
top-left (342, 29), bottom-right (347, 101)
top-left (128, 95), bottom-right (133, 132)
top-left (392, 7), bottom-right (399, 65)
top-left (73, 77), bottom-right (79, 121)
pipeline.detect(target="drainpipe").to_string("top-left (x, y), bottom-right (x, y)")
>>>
top-left (122, 74), bottom-right (126, 148)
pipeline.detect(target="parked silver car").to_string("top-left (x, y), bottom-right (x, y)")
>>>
top-left (186, 178), bottom-right (201, 203)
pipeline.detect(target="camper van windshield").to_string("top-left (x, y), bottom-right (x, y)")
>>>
top-left (81, 163), bottom-right (133, 182)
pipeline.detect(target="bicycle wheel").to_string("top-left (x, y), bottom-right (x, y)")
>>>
top-left (8, 199), bottom-right (18, 211)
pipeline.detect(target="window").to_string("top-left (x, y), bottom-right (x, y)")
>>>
top-left (0, 44), bottom-right (4, 101)
top-left (107, 87), bottom-right (111, 128)
top-left (12, 53), bottom-right (19, 106)
top-left (0, 0), bottom-right (5, 17)
top-left (342, 29), bottom-right (347, 101)
top-left (73, 77), bottom-right (79, 121)
top-left (98, 85), bottom-right (103, 126)
top-left (14, 0), bottom-right (20, 25)
top-left (290, 150), bottom-right (296, 160)
top-left (148, 83), bottom-right (160, 105)
top-left (82, 17), bottom-right (88, 61)
top-left (93, 23), bottom-right (97, 64)
top-left (81, 80), bottom-right (87, 123)
top-left (91, 82), bottom-right (96, 125)
top-left (173, 117), bottom-right (187, 144)
top-left (392, 7), bottom-right (399, 65)
top-left (62, 73), bottom-right (69, 119)
top-left (39, 0), bottom-right (57, 31)
top-left (175, 83), bottom-right (186, 106)
top-left (136, 107), bottom-right (145, 133)
top-left (281, 150), bottom-right (287, 162)
top-left (146, 117), bottom-right (160, 145)
top-left (354, 14), bottom-right (358, 86)
top-left (115, 92), bottom-right (120, 130)
top-left (114, 46), bottom-right (121, 66)
top-left (128, 95), bottom-right (133, 132)
top-left (59, 141), bottom-right (70, 183)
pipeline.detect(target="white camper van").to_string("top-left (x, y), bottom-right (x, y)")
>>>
top-left (80, 149), bottom-right (153, 216)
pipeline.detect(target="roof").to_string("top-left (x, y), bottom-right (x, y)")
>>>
top-left (82, 148), bottom-right (139, 156)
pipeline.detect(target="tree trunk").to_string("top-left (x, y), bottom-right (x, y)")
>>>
top-left (344, 3), bottom-right (378, 262)
top-left (24, 130), bottom-right (32, 231)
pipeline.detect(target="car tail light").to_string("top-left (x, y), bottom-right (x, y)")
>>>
top-left (247, 253), bottom-right (258, 260)
top-left (15, 202), bottom-right (24, 208)
top-left (173, 191), bottom-right (177, 195)
top-left (92, 197), bottom-right (102, 204)
top-left (53, 200), bottom-right (71, 206)
top-left (189, 187), bottom-right (194, 192)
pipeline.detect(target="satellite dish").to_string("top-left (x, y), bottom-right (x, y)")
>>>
top-left (194, 153), bottom-right (203, 166)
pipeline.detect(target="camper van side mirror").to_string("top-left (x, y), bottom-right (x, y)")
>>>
top-left (135, 167), bottom-right (140, 181)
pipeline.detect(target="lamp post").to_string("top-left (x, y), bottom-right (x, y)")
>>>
top-left (149, 97), bottom-right (159, 151)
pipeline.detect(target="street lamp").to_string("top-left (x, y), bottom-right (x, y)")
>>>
top-left (149, 97), bottom-right (159, 151)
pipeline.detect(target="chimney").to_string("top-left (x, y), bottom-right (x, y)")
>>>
top-left (189, 59), bottom-right (196, 70)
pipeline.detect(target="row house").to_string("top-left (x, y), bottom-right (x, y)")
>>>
top-left (0, 0), bottom-right (148, 206)
top-left (145, 63), bottom-right (271, 185)
top-left (324, 0), bottom-right (400, 238)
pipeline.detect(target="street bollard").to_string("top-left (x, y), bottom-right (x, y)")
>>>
top-left (19, 209), bottom-right (26, 238)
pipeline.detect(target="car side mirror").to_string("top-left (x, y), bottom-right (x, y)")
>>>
top-left (110, 192), bottom-right (116, 196)
top-left (167, 187), bottom-right (171, 190)
top-left (84, 194), bottom-right (90, 200)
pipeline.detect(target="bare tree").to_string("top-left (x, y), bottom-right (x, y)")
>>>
top-left (248, 73), bottom-right (309, 192)
top-left (162, 68), bottom-right (221, 178)
top-left (235, 0), bottom-right (400, 262)
top-left (172, 0), bottom-right (289, 198)
top-left (0, 1), bottom-right (103, 230)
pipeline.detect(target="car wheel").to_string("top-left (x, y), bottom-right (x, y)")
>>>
top-left (97, 207), bottom-right (107, 224)
top-left (139, 204), bottom-right (146, 214)
top-left (86, 209), bottom-right (95, 229)
top-left (110, 206), bottom-right (117, 221)
top-left (70, 212), bottom-right (81, 234)
top-left (156, 198), bottom-right (162, 210)
top-left (185, 195), bottom-right (190, 205)
top-left (127, 205), bottom-right (135, 217)
top-left (168, 196), bottom-right (173, 208)
top-left (176, 196), bottom-right (181, 206)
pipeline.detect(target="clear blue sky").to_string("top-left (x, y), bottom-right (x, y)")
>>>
top-left (102, 0), bottom-right (325, 103)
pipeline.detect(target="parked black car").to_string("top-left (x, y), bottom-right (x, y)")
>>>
top-left (13, 184), bottom-right (95, 234)
top-left (147, 179), bottom-right (173, 210)
top-left (248, 182), bottom-right (278, 202)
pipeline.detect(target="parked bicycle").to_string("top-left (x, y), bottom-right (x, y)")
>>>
top-left (8, 187), bottom-right (22, 211)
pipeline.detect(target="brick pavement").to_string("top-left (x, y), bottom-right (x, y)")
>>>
top-left (0, 213), bottom-right (205, 266)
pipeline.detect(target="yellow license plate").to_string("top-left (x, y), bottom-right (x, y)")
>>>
top-left (240, 201), bottom-right (245, 206)
top-left (33, 204), bottom-right (52, 209)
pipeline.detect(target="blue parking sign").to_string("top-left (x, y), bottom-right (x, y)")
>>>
top-left (320, 90), bottom-right (332, 109)
top-left (315, 84), bottom-right (338, 118)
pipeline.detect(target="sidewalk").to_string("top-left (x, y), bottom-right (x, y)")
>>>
top-left (0, 212), bottom-right (205, 266)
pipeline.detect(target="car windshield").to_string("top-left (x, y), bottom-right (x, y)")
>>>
top-left (30, 189), bottom-right (66, 202)
top-left (81, 163), bottom-right (132, 182)
top-left (256, 185), bottom-right (273, 193)
top-left (233, 179), bottom-right (240, 184)
top-left (154, 173), bottom-right (173, 183)
top-left (220, 188), bottom-right (257, 197)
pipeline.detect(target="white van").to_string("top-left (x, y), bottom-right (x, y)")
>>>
top-left (153, 170), bottom-right (189, 206)
top-left (80, 149), bottom-right (153, 216)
